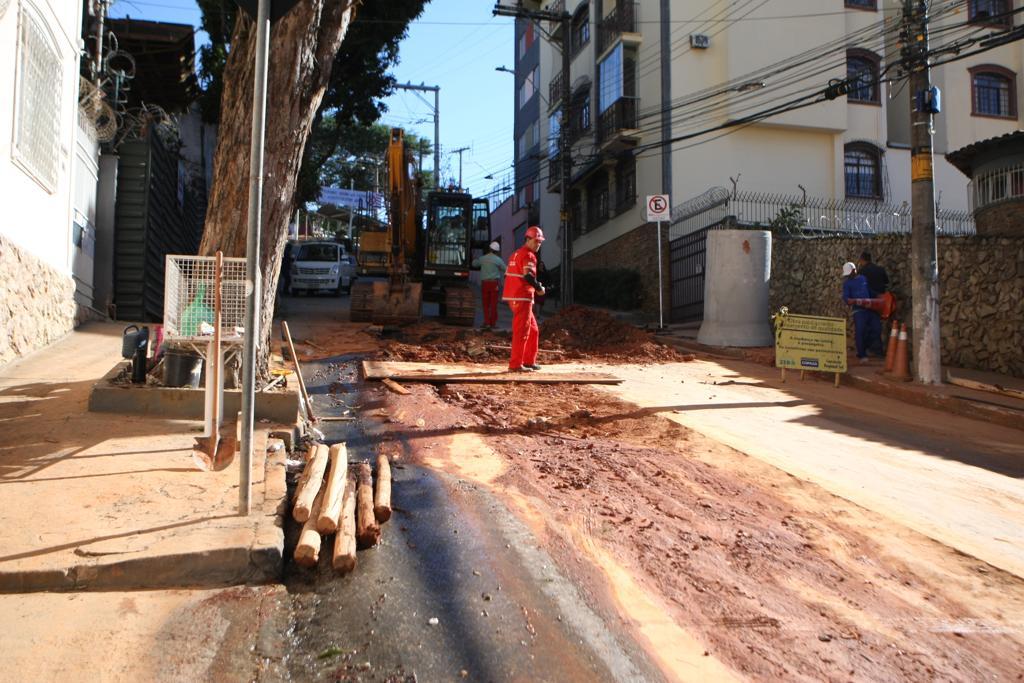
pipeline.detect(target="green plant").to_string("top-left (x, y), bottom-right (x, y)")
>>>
top-left (770, 204), bottom-right (804, 235)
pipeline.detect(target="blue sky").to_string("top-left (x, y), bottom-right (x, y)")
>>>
top-left (106, 0), bottom-right (515, 199)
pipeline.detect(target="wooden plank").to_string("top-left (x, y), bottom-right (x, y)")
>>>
top-left (362, 360), bottom-right (621, 385)
top-left (946, 369), bottom-right (1024, 402)
top-left (381, 378), bottom-right (411, 395)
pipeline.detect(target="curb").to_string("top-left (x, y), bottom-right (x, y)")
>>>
top-left (0, 429), bottom-right (289, 593)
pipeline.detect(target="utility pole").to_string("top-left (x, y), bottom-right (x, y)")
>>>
top-left (902, 0), bottom-right (942, 384)
top-left (493, 3), bottom-right (573, 306)
top-left (451, 146), bottom-right (469, 190)
top-left (394, 82), bottom-right (440, 190)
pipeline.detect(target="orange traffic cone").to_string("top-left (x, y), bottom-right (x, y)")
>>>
top-left (889, 323), bottom-right (911, 382)
top-left (883, 319), bottom-right (899, 373)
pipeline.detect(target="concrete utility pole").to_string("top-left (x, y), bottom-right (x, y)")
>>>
top-left (395, 82), bottom-right (440, 189)
top-left (451, 146), bottom-right (469, 190)
top-left (493, 2), bottom-right (573, 306)
top-left (903, 0), bottom-right (942, 384)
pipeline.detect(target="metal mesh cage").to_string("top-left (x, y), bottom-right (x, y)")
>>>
top-left (164, 255), bottom-right (248, 343)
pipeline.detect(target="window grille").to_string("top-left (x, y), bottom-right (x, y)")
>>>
top-left (13, 3), bottom-right (63, 191)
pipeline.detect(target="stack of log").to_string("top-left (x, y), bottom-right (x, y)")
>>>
top-left (292, 443), bottom-right (392, 573)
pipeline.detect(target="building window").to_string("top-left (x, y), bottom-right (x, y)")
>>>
top-left (615, 156), bottom-right (636, 214)
top-left (517, 21), bottom-right (535, 60)
top-left (518, 66), bottom-right (538, 109)
top-left (517, 120), bottom-right (540, 160)
top-left (13, 3), bottom-right (63, 192)
top-left (571, 4), bottom-right (589, 57)
top-left (969, 0), bottom-right (1011, 26)
top-left (599, 44), bottom-right (623, 113)
top-left (844, 144), bottom-right (882, 199)
top-left (847, 50), bottom-right (880, 104)
top-left (548, 111), bottom-right (561, 158)
top-left (971, 66), bottom-right (1017, 118)
top-left (572, 88), bottom-right (591, 137)
top-left (586, 171), bottom-right (610, 230)
top-left (845, 0), bottom-right (877, 9)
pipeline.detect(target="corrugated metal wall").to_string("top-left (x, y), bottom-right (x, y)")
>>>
top-left (113, 127), bottom-right (205, 321)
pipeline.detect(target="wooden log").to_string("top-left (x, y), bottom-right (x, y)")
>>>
top-left (294, 487), bottom-right (326, 568)
top-left (356, 462), bottom-right (381, 548)
top-left (293, 443), bottom-right (329, 523)
top-left (332, 476), bottom-right (358, 574)
top-left (381, 378), bottom-right (410, 395)
top-left (374, 454), bottom-right (392, 523)
top-left (316, 443), bottom-right (348, 533)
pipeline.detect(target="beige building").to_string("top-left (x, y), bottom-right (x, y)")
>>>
top-left (523, 0), bottom-right (1022, 312)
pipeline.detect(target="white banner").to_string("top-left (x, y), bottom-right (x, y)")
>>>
top-left (318, 187), bottom-right (382, 209)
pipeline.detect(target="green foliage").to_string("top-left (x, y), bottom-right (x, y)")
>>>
top-left (574, 268), bottom-right (645, 311)
top-left (769, 203), bottom-right (804, 235)
top-left (195, 0), bottom-right (429, 204)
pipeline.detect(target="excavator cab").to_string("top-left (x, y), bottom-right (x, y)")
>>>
top-left (422, 191), bottom-right (476, 325)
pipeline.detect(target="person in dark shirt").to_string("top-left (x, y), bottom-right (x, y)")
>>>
top-left (857, 251), bottom-right (889, 297)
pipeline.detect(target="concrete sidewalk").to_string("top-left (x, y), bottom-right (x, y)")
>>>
top-left (0, 322), bottom-right (288, 592)
top-left (661, 334), bottom-right (1024, 432)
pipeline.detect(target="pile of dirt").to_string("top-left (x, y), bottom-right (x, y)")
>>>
top-left (538, 305), bottom-right (688, 362)
top-left (375, 307), bottom-right (690, 364)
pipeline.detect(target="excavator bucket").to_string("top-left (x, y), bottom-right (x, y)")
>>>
top-left (369, 280), bottom-right (422, 325)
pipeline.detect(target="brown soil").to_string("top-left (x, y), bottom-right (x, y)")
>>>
top-left (370, 380), bottom-right (1024, 681)
top-left (376, 307), bottom-right (688, 365)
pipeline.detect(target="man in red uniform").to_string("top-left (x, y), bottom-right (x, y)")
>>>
top-left (502, 226), bottom-right (545, 372)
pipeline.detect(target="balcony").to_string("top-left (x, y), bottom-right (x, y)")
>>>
top-left (548, 0), bottom-right (565, 40)
top-left (597, 2), bottom-right (639, 56)
top-left (549, 71), bottom-right (564, 109)
top-left (597, 96), bottom-right (640, 151)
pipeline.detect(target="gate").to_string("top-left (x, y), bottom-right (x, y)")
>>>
top-left (668, 228), bottom-right (709, 323)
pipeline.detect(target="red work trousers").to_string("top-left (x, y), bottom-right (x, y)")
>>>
top-left (481, 280), bottom-right (500, 327)
top-left (508, 300), bottom-right (538, 370)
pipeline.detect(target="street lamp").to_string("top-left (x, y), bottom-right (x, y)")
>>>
top-left (495, 66), bottom-right (515, 75)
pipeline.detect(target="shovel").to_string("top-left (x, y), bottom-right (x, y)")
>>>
top-left (193, 251), bottom-right (236, 471)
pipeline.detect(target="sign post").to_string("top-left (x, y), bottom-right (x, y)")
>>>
top-left (773, 309), bottom-right (848, 387)
top-left (646, 194), bottom-right (671, 329)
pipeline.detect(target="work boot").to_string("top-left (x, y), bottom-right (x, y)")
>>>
top-left (525, 364), bottom-right (541, 371)
top-left (508, 366), bottom-right (535, 373)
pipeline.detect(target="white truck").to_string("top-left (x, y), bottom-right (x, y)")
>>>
top-left (287, 241), bottom-right (356, 295)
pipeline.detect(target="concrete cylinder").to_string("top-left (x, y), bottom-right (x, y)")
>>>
top-left (697, 229), bottom-right (772, 347)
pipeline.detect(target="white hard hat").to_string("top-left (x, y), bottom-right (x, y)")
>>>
top-left (842, 262), bottom-right (856, 277)
top-left (489, 241), bottom-right (500, 251)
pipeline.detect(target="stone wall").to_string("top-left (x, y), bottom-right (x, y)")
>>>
top-left (574, 221), bottom-right (669, 319)
top-left (0, 234), bottom-right (78, 367)
top-left (770, 234), bottom-right (1024, 377)
top-left (976, 200), bottom-right (1024, 238)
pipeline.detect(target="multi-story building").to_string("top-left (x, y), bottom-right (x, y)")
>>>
top-left (522, 0), bottom-right (1022, 316)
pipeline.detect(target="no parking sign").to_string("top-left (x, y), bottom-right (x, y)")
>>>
top-left (646, 194), bottom-right (670, 222)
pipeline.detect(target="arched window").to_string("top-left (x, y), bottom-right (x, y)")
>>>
top-left (845, 143), bottom-right (882, 199)
top-left (847, 50), bottom-right (880, 104)
top-left (970, 66), bottom-right (1017, 118)
top-left (969, 0), bottom-right (1011, 27)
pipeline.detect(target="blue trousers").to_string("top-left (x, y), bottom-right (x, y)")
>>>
top-left (853, 310), bottom-right (881, 359)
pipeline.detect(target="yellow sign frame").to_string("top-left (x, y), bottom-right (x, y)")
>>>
top-left (773, 309), bottom-right (847, 386)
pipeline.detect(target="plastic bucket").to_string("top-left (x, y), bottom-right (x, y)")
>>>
top-left (164, 350), bottom-right (203, 388)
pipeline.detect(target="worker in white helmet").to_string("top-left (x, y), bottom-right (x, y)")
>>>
top-left (473, 240), bottom-right (506, 330)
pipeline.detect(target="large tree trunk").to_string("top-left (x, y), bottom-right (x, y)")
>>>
top-left (200, 2), bottom-right (356, 378)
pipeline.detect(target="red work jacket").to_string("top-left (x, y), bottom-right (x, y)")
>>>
top-left (502, 245), bottom-right (537, 302)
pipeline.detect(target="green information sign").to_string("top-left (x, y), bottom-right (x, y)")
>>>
top-left (774, 310), bottom-right (847, 382)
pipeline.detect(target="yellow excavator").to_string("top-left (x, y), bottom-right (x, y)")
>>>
top-left (350, 128), bottom-right (491, 325)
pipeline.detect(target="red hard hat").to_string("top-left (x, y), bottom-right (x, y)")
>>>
top-left (525, 226), bottom-right (545, 242)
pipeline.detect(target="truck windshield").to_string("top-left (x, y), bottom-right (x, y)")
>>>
top-left (296, 244), bottom-right (338, 262)
top-left (427, 204), bottom-right (467, 266)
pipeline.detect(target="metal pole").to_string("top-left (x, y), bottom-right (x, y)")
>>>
top-left (905, 0), bottom-right (941, 383)
top-left (240, 0), bottom-right (270, 515)
top-left (657, 220), bottom-right (664, 329)
top-left (93, 0), bottom-right (107, 85)
top-left (434, 88), bottom-right (441, 190)
top-left (559, 10), bottom-right (572, 307)
top-left (660, 0), bottom-right (672, 197)
top-left (347, 178), bottom-right (354, 238)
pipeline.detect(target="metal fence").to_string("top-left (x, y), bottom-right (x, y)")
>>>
top-left (164, 255), bottom-right (248, 343)
top-left (670, 187), bottom-right (976, 238)
top-left (969, 163), bottom-right (1024, 212)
